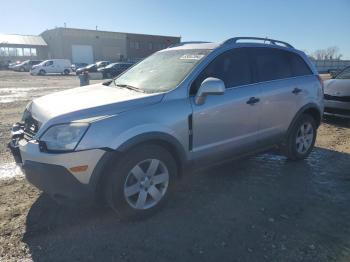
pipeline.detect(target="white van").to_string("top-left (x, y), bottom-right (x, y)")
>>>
top-left (30, 59), bottom-right (71, 75)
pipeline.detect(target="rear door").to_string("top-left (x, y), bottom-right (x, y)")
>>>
top-left (190, 48), bottom-right (261, 163)
top-left (247, 48), bottom-right (306, 146)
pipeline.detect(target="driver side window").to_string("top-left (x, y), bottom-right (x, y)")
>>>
top-left (190, 48), bottom-right (252, 95)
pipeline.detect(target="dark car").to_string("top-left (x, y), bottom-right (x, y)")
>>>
top-left (98, 62), bottom-right (134, 78)
top-left (95, 61), bottom-right (111, 69)
top-left (13, 60), bottom-right (42, 72)
top-left (71, 63), bottom-right (88, 72)
top-left (75, 63), bottom-right (98, 75)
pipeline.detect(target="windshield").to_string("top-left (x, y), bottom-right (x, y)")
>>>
top-left (336, 67), bottom-right (350, 80)
top-left (114, 49), bottom-right (211, 93)
top-left (38, 60), bottom-right (49, 66)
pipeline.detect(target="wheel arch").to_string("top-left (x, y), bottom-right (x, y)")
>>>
top-left (287, 103), bottom-right (322, 137)
top-left (90, 132), bottom-right (188, 204)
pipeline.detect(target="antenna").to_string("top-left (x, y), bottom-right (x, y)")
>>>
top-left (64, 22), bottom-right (66, 28)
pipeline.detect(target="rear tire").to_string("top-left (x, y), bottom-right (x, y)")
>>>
top-left (105, 144), bottom-right (177, 220)
top-left (282, 114), bottom-right (317, 160)
top-left (63, 69), bottom-right (70, 75)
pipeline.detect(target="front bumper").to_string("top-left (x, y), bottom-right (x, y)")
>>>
top-left (8, 124), bottom-right (106, 204)
top-left (324, 99), bottom-right (350, 118)
top-left (23, 160), bottom-right (94, 204)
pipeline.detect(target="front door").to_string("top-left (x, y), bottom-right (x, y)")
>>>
top-left (190, 48), bottom-right (261, 164)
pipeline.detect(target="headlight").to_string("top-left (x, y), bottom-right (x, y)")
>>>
top-left (40, 123), bottom-right (89, 151)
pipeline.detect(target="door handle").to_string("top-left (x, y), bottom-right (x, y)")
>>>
top-left (246, 97), bottom-right (260, 105)
top-left (292, 87), bottom-right (302, 94)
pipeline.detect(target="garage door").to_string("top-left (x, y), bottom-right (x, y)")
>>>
top-left (72, 45), bottom-right (93, 64)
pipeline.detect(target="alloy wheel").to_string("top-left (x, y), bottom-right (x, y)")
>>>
top-left (123, 159), bottom-right (169, 210)
top-left (295, 122), bottom-right (314, 154)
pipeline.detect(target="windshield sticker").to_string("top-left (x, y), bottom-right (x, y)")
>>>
top-left (180, 54), bottom-right (205, 60)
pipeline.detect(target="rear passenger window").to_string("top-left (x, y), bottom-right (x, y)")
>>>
top-left (191, 48), bottom-right (252, 95)
top-left (250, 48), bottom-right (293, 82)
top-left (248, 48), bottom-right (312, 83)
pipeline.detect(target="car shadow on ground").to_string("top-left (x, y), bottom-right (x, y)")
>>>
top-left (23, 147), bottom-right (350, 262)
top-left (323, 115), bottom-right (350, 128)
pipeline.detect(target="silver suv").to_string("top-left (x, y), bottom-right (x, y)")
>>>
top-left (9, 37), bottom-right (324, 219)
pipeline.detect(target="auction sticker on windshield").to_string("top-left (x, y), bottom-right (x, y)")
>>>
top-left (180, 54), bottom-right (205, 60)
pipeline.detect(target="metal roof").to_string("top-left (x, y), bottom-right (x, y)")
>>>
top-left (0, 34), bottom-right (47, 46)
top-left (166, 42), bottom-right (219, 51)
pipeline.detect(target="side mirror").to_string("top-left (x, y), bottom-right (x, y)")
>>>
top-left (195, 77), bottom-right (225, 105)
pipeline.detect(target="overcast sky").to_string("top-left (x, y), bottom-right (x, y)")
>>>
top-left (1, 0), bottom-right (349, 58)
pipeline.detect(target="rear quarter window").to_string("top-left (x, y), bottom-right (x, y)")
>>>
top-left (287, 52), bottom-right (313, 76)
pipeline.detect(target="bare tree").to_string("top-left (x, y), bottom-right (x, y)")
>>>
top-left (310, 46), bottom-right (343, 60)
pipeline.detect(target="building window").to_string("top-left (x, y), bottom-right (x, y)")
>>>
top-left (135, 41), bottom-right (140, 49)
top-left (0, 47), bottom-right (8, 56)
top-left (148, 42), bottom-right (153, 50)
top-left (8, 47), bottom-right (16, 56)
top-left (23, 48), bottom-right (31, 56)
top-left (129, 41), bottom-right (135, 49)
top-left (30, 48), bottom-right (37, 56)
top-left (17, 48), bottom-right (23, 56)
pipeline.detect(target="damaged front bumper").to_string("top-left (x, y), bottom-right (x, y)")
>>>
top-left (8, 123), bottom-right (107, 204)
top-left (8, 122), bottom-right (26, 164)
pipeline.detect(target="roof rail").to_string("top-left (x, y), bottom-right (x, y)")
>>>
top-left (168, 41), bottom-right (211, 48)
top-left (222, 37), bottom-right (294, 48)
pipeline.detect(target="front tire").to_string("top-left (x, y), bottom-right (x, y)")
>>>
top-left (39, 69), bottom-right (46, 76)
top-left (105, 144), bottom-right (177, 220)
top-left (282, 114), bottom-right (317, 160)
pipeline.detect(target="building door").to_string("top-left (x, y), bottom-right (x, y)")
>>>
top-left (72, 45), bottom-right (93, 64)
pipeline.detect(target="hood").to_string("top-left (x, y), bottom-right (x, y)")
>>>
top-left (324, 79), bottom-right (350, 96)
top-left (29, 83), bottom-right (164, 124)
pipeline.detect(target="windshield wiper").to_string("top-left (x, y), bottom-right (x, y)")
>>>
top-left (115, 83), bottom-right (145, 93)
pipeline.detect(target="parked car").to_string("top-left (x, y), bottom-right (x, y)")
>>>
top-left (0, 60), bottom-right (11, 70)
top-left (13, 60), bottom-right (42, 72)
top-left (71, 63), bottom-right (88, 72)
top-left (324, 66), bottom-right (350, 118)
top-left (96, 61), bottom-right (111, 69)
top-left (9, 37), bottom-right (323, 219)
top-left (75, 63), bottom-right (98, 75)
top-left (98, 62), bottom-right (134, 78)
top-left (30, 59), bottom-right (71, 75)
top-left (8, 61), bottom-right (21, 70)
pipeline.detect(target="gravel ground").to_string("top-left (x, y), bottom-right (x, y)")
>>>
top-left (0, 71), bottom-right (349, 262)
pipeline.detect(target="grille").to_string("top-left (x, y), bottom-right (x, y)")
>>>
top-left (324, 94), bottom-right (350, 102)
top-left (23, 114), bottom-right (40, 141)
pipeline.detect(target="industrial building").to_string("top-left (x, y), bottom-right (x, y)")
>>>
top-left (40, 27), bottom-right (180, 63)
top-left (0, 27), bottom-right (181, 66)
